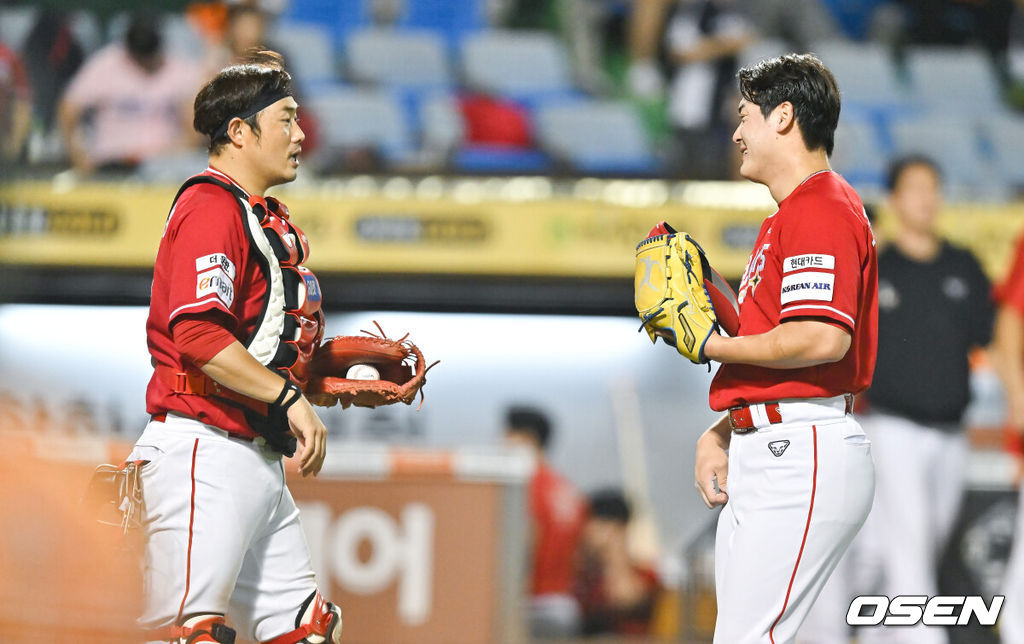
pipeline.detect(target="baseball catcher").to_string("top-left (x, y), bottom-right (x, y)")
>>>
top-left (635, 221), bottom-right (738, 364)
top-left (305, 322), bottom-right (439, 409)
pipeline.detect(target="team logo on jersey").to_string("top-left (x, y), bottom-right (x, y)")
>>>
top-left (738, 243), bottom-right (770, 304)
top-left (196, 266), bottom-right (235, 307)
top-left (780, 271), bottom-right (835, 304)
top-left (768, 440), bottom-right (790, 457)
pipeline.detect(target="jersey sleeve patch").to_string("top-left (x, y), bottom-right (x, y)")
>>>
top-left (196, 266), bottom-right (235, 307)
top-left (783, 254), bottom-right (835, 273)
top-left (195, 253), bottom-right (237, 280)
top-left (780, 271), bottom-right (835, 304)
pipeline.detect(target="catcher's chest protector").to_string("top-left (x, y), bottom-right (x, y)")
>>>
top-left (169, 176), bottom-right (324, 387)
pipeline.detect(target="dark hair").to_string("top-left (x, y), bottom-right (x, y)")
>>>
top-left (589, 489), bottom-right (631, 524)
top-left (505, 406), bottom-right (552, 450)
top-left (886, 154), bottom-right (942, 192)
top-left (737, 53), bottom-right (841, 156)
top-left (125, 12), bottom-right (162, 61)
top-left (193, 50), bottom-right (292, 153)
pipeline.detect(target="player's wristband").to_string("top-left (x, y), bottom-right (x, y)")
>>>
top-left (272, 380), bottom-right (303, 413)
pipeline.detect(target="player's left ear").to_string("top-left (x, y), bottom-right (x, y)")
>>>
top-left (773, 101), bottom-right (795, 135)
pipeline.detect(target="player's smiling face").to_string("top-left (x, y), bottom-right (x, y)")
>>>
top-left (252, 96), bottom-right (304, 187)
top-left (733, 99), bottom-right (774, 183)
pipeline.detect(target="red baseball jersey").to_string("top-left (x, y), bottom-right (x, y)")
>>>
top-left (995, 231), bottom-right (1024, 315)
top-left (994, 232), bottom-right (1024, 457)
top-left (709, 171), bottom-right (878, 411)
top-left (145, 168), bottom-right (267, 438)
top-left (529, 462), bottom-right (588, 596)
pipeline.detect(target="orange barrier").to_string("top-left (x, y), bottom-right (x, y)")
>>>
top-left (0, 431), bottom-right (530, 644)
top-left (0, 432), bottom-right (141, 642)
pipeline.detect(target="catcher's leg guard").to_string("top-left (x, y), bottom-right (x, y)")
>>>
top-left (151, 614), bottom-right (236, 643)
top-left (262, 591), bottom-right (342, 644)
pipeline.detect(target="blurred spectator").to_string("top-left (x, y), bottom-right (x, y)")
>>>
top-left (57, 12), bottom-right (202, 174)
top-left (21, 10), bottom-right (83, 133)
top-left (574, 489), bottom-right (662, 637)
top-left (201, 4), bottom-right (271, 73)
top-left (801, 155), bottom-right (995, 644)
top-left (745, 0), bottom-right (838, 52)
top-left (555, 0), bottom-right (673, 98)
top-left (0, 42), bottom-right (31, 164)
top-left (505, 405), bottom-right (588, 639)
top-left (196, 5), bottom-right (320, 158)
top-left (626, 0), bottom-right (674, 98)
top-left (665, 0), bottom-right (753, 179)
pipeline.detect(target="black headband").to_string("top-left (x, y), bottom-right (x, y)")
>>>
top-left (211, 88), bottom-right (292, 141)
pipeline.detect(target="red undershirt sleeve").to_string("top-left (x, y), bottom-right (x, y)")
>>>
top-left (171, 311), bottom-right (238, 367)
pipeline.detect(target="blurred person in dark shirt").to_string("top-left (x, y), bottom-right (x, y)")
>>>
top-left (574, 489), bottom-right (662, 637)
top-left (666, 0), bottom-right (754, 179)
top-left (505, 405), bottom-right (588, 639)
top-left (21, 10), bottom-right (83, 133)
top-left (0, 42), bottom-right (31, 164)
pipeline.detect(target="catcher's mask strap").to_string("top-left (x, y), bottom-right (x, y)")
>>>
top-left (212, 88), bottom-right (293, 141)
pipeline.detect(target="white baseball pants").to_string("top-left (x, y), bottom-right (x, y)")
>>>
top-left (129, 413), bottom-right (319, 642)
top-left (799, 412), bottom-right (969, 644)
top-left (714, 398), bottom-right (875, 644)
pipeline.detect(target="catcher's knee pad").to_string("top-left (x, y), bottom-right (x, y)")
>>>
top-left (262, 591), bottom-right (342, 644)
top-left (155, 614), bottom-right (236, 643)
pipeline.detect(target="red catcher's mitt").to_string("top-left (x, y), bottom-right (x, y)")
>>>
top-left (304, 322), bottom-right (439, 409)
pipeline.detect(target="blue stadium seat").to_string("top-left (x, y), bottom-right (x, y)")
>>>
top-left (535, 100), bottom-right (659, 175)
top-left (818, 0), bottom-right (886, 40)
top-left (281, 0), bottom-right (371, 47)
top-left (461, 30), bottom-right (576, 103)
top-left (738, 38), bottom-right (794, 69)
top-left (888, 115), bottom-right (1007, 201)
top-left (306, 86), bottom-right (413, 162)
top-left (346, 28), bottom-right (452, 88)
top-left (905, 46), bottom-right (1006, 115)
top-left (269, 21), bottom-right (338, 89)
top-left (812, 40), bottom-right (913, 112)
top-left (163, 14), bottom-right (204, 60)
top-left (0, 5), bottom-right (39, 51)
top-left (419, 92), bottom-right (464, 153)
top-left (398, 0), bottom-right (487, 49)
top-left (453, 145), bottom-right (551, 173)
top-left (830, 113), bottom-right (888, 190)
top-left (69, 10), bottom-right (103, 54)
top-left (980, 115), bottom-right (1024, 189)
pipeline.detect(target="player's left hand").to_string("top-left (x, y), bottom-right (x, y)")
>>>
top-left (695, 429), bottom-right (730, 508)
top-left (287, 395), bottom-right (328, 477)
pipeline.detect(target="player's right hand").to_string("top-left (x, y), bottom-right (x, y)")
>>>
top-left (287, 395), bottom-right (328, 477)
top-left (695, 430), bottom-right (729, 509)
